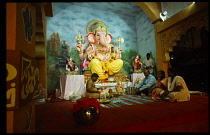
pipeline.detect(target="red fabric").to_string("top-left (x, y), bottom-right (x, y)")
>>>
top-left (72, 98), bottom-right (100, 113)
top-left (35, 95), bottom-right (208, 133)
top-left (101, 108), bottom-right (208, 133)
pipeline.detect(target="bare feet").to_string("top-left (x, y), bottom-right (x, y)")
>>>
top-left (141, 93), bottom-right (146, 97)
top-left (168, 98), bottom-right (176, 103)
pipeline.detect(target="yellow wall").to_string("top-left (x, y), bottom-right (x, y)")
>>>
top-left (6, 3), bottom-right (51, 133)
top-left (6, 3), bottom-right (17, 50)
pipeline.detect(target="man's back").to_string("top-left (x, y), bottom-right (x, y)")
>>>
top-left (86, 79), bottom-right (95, 93)
top-left (85, 73), bottom-right (100, 99)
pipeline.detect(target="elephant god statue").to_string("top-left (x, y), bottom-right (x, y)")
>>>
top-left (76, 19), bottom-right (123, 80)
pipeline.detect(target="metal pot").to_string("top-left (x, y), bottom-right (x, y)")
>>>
top-left (73, 106), bottom-right (100, 125)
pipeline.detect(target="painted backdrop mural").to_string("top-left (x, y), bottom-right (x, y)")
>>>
top-left (46, 2), bottom-right (156, 91)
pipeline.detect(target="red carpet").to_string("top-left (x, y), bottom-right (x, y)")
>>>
top-left (35, 95), bottom-right (209, 133)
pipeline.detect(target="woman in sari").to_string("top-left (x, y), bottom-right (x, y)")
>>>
top-left (150, 70), bottom-right (168, 99)
top-left (165, 68), bottom-right (190, 103)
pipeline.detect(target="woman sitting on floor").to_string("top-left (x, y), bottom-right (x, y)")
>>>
top-left (164, 67), bottom-right (190, 103)
top-left (150, 70), bottom-right (168, 100)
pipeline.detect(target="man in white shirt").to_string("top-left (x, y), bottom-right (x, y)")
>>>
top-left (143, 53), bottom-right (154, 75)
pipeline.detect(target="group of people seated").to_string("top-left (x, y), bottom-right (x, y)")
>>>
top-left (85, 67), bottom-right (190, 103)
top-left (134, 68), bottom-right (190, 103)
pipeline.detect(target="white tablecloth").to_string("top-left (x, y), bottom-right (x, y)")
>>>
top-left (130, 73), bottom-right (145, 86)
top-left (60, 75), bottom-right (85, 99)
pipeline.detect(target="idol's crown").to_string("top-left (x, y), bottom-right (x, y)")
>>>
top-left (93, 25), bottom-right (107, 34)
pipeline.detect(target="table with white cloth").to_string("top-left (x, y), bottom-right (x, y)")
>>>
top-left (60, 75), bottom-right (85, 100)
top-left (130, 73), bottom-right (145, 86)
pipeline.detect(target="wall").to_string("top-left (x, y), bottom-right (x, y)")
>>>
top-left (6, 3), bottom-right (50, 133)
top-left (136, 10), bottom-right (156, 77)
top-left (46, 3), bottom-right (157, 91)
top-left (161, 2), bottom-right (193, 18)
top-left (6, 3), bottom-right (37, 133)
top-left (47, 4), bottom-right (137, 50)
top-left (154, 2), bottom-right (209, 76)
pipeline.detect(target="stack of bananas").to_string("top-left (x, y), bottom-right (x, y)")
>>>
top-left (99, 99), bottom-right (110, 103)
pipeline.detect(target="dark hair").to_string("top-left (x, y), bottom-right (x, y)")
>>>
top-left (91, 73), bottom-right (99, 77)
top-left (159, 70), bottom-right (165, 78)
top-left (146, 53), bottom-right (150, 56)
top-left (144, 69), bottom-right (150, 74)
top-left (168, 68), bottom-right (176, 75)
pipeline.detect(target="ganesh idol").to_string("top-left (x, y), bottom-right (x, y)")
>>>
top-left (76, 19), bottom-right (123, 80)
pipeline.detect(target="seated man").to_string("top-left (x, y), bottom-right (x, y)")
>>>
top-left (134, 70), bottom-right (156, 96)
top-left (85, 73), bottom-right (101, 99)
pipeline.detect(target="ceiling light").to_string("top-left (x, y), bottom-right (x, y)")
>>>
top-left (160, 11), bottom-right (169, 21)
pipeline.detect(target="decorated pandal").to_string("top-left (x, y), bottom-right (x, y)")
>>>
top-left (66, 19), bottom-right (143, 101)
